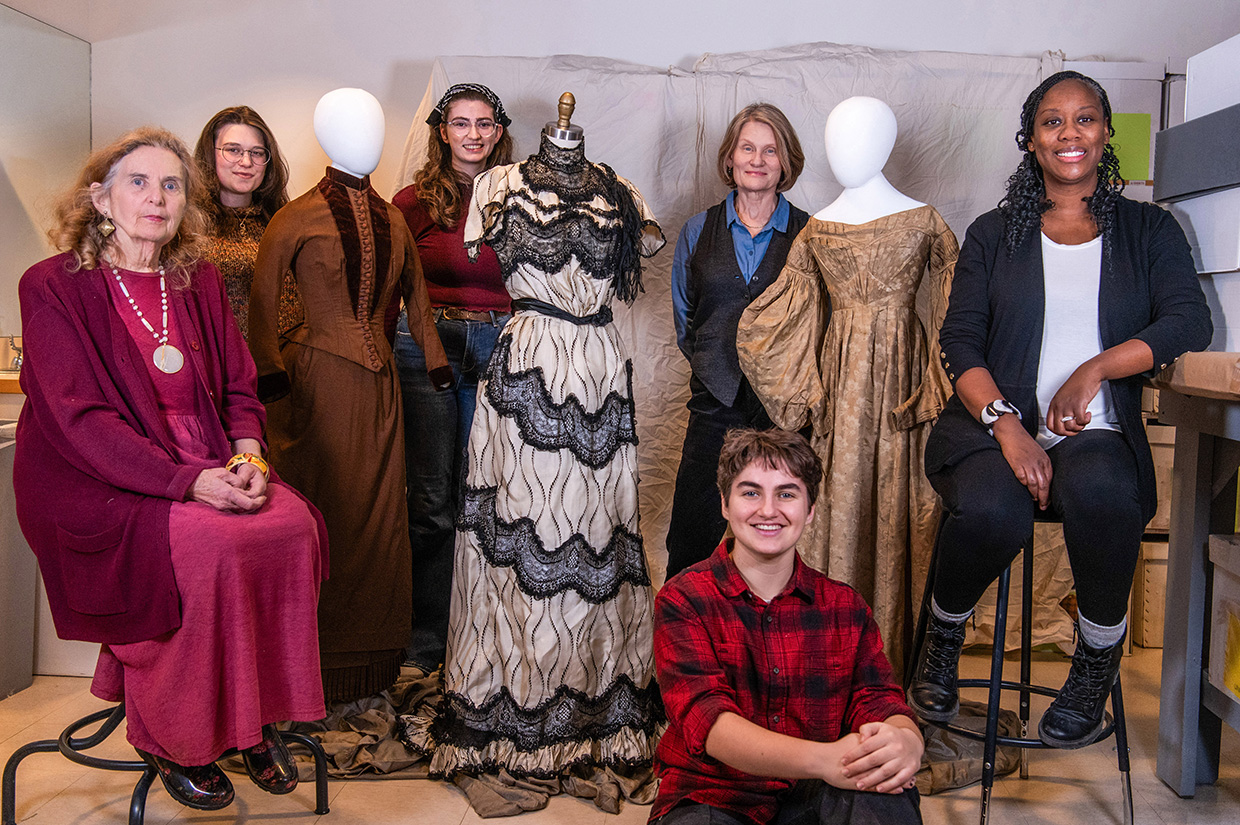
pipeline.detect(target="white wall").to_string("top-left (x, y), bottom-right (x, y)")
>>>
top-left (59, 0), bottom-right (1240, 203)
top-left (0, 4), bottom-right (90, 335)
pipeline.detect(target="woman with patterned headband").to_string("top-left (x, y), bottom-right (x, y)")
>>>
top-left (392, 83), bottom-right (515, 672)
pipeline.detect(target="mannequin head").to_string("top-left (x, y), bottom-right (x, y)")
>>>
top-left (313, 88), bottom-right (385, 178)
top-left (823, 96), bottom-right (897, 189)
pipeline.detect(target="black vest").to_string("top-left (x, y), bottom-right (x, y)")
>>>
top-left (686, 199), bottom-right (809, 405)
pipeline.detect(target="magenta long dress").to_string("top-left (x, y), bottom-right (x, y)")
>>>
top-left (88, 268), bottom-right (326, 765)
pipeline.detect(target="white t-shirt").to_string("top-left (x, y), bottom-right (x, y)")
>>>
top-left (1035, 233), bottom-right (1121, 450)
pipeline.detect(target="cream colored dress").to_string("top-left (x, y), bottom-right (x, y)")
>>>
top-left (736, 205), bottom-right (958, 677)
top-left (408, 136), bottom-right (666, 782)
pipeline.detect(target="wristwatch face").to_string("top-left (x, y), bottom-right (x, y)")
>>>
top-left (981, 400), bottom-right (1015, 425)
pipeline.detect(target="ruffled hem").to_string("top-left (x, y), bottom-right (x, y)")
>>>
top-left (401, 711), bottom-right (662, 781)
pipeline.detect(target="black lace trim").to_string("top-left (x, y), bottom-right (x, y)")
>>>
top-left (429, 674), bottom-right (664, 756)
top-left (459, 485), bottom-right (650, 602)
top-left (482, 201), bottom-right (628, 285)
top-left (484, 336), bottom-right (637, 469)
top-left (474, 135), bottom-right (655, 304)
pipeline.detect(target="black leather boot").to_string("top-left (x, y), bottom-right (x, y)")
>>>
top-left (1038, 629), bottom-right (1124, 749)
top-left (908, 613), bottom-right (967, 722)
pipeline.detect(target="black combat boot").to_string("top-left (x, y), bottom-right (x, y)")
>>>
top-left (1038, 628), bottom-right (1124, 748)
top-left (908, 613), bottom-right (967, 722)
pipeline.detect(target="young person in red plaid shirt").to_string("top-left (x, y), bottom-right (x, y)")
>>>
top-left (651, 429), bottom-right (923, 825)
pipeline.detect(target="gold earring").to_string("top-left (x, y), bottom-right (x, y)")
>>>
top-left (99, 215), bottom-right (115, 237)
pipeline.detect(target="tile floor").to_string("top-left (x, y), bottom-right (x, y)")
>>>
top-left (1, 646), bottom-right (1237, 824)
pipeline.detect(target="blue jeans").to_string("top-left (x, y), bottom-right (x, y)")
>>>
top-left (395, 308), bottom-right (507, 670)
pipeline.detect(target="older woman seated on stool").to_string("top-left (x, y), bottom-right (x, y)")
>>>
top-left (909, 71), bottom-right (1212, 748)
top-left (13, 127), bottom-right (328, 811)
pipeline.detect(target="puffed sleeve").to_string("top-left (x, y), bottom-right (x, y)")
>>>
top-left (892, 212), bottom-right (959, 430)
top-left (736, 232), bottom-right (830, 433)
top-left (619, 176), bottom-right (668, 257)
top-left (463, 164), bottom-right (513, 261)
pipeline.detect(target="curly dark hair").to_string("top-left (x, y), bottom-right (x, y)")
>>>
top-left (998, 70), bottom-right (1125, 256)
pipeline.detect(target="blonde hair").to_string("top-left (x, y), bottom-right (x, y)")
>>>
top-left (716, 103), bottom-right (805, 193)
top-left (49, 126), bottom-right (207, 286)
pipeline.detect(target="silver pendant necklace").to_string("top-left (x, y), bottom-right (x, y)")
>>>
top-left (109, 261), bottom-right (184, 374)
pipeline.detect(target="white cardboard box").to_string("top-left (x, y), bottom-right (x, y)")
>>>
top-left (1186, 31), bottom-right (1240, 121)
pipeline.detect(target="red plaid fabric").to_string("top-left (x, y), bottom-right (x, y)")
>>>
top-left (650, 541), bottom-right (913, 825)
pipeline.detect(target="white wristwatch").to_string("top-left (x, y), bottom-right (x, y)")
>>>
top-left (980, 399), bottom-right (1021, 435)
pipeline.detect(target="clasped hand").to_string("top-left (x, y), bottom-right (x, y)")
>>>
top-left (190, 463), bottom-right (267, 513)
top-left (831, 721), bottom-right (923, 794)
top-left (995, 363), bottom-right (1102, 509)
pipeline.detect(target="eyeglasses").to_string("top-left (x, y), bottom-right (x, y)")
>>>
top-left (445, 118), bottom-right (498, 137)
top-left (216, 144), bottom-right (270, 165)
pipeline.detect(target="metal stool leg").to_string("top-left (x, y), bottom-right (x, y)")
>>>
top-left (128, 768), bottom-right (156, 825)
top-left (1110, 676), bottom-right (1134, 825)
top-left (279, 730), bottom-right (331, 815)
top-left (980, 564), bottom-right (1011, 825)
top-left (2, 739), bottom-right (61, 825)
top-left (1019, 539), bottom-right (1034, 780)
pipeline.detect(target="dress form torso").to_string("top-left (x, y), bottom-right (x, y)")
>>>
top-left (736, 96), bottom-right (958, 678)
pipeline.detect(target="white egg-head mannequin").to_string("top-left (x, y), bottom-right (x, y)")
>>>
top-left (814, 96), bottom-right (924, 225)
top-left (314, 88), bottom-right (385, 178)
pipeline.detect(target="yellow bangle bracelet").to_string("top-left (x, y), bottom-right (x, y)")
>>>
top-left (226, 452), bottom-right (270, 480)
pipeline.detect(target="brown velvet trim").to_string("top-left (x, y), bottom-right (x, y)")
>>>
top-left (316, 170), bottom-right (392, 321)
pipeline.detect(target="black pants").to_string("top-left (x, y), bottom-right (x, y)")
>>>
top-left (929, 430), bottom-right (1143, 626)
top-left (655, 784), bottom-right (922, 825)
top-left (665, 375), bottom-right (774, 577)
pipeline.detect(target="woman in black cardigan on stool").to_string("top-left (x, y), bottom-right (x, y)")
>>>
top-left (909, 71), bottom-right (1212, 748)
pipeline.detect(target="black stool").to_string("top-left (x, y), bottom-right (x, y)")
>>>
top-left (1, 704), bottom-right (331, 825)
top-left (908, 521), bottom-right (1134, 825)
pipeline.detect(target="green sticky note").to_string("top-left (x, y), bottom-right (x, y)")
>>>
top-left (1110, 112), bottom-right (1151, 182)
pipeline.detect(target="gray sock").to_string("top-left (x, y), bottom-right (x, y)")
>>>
top-left (1078, 613), bottom-right (1126, 648)
top-left (930, 597), bottom-right (973, 625)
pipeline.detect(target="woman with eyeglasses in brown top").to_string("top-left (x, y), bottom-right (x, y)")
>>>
top-left (193, 106), bottom-right (292, 339)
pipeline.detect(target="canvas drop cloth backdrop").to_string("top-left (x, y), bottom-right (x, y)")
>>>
top-left (395, 42), bottom-right (1063, 585)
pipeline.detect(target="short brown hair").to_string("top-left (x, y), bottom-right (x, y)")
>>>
top-left (716, 103), bottom-right (805, 193)
top-left (717, 428), bottom-right (822, 504)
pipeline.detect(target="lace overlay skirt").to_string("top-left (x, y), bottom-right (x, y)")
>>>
top-left (402, 312), bottom-right (663, 778)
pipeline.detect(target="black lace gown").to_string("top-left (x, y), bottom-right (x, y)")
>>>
top-left (406, 136), bottom-right (665, 778)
